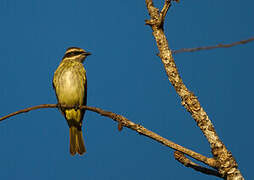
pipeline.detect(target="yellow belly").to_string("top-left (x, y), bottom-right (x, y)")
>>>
top-left (57, 70), bottom-right (84, 106)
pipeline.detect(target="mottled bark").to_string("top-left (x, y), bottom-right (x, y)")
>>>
top-left (145, 0), bottom-right (244, 179)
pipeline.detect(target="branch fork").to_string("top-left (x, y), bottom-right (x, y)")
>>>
top-left (145, 0), bottom-right (172, 29)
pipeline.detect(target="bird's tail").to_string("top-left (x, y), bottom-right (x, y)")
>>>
top-left (69, 126), bottom-right (86, 156)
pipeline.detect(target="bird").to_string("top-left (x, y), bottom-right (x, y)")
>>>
top-left (53, 47), bottom-right (91, 155)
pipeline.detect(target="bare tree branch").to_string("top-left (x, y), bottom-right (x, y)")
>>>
top-left (0, 104), bottom-right (216, 168)
top-left (173, 37), bottom-right (254, 54)
top-left (145, 0), bottom-right (244, 179)
top-left (174, 151), bottom-right (222, 178)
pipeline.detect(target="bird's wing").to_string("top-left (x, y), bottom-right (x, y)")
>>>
top-left (75, 62), bottom-right (87, 122)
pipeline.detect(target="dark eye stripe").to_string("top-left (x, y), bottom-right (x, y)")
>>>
top-left (63, 51), bottom-right (83, 58)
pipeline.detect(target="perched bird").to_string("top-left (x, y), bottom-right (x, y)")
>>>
top-left (53, 47), bottom-right (91, 155)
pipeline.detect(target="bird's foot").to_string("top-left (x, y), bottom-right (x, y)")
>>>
top-left (57, 103), bottom-right (62, 109)
top-left (74, 105), bottom-right (80, 111)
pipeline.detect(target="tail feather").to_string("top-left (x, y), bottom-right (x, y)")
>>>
top-left (76, 130), bottom-right (86, 154)
top-left (69, 126), bottom-right (86, 156)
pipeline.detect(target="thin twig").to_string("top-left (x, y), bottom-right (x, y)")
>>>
top-left (161, 0), bottom-right (171, 18)
top-left (0, 104), bottom-right (57, 121)
top-left (173, 37), bottom-right (254, 54)
top-left (160, 0), bottom-right (171, 28)
top-left (0, 104), bottom-right (217, 168)
top-left (174, 151), bottom-right (222, 178)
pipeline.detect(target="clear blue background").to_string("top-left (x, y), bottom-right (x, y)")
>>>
top-left (0, 0), bottom-right (253, 179)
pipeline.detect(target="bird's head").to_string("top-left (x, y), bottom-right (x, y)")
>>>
top-left (62, 47), bottom-right (91, 63)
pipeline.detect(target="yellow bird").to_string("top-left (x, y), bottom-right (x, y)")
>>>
top-left (53, 47), bottom-right (91, 155)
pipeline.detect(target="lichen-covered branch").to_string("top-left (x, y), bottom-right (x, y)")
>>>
top-left (0, 104), bottom-right (216, 167)
top-left (145, 0), bottom-right (244, 179)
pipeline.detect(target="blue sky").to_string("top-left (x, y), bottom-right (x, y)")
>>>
top-left (0, 0), bottom-right (253, 179)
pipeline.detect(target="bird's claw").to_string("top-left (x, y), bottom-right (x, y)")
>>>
top-left (74, 105), bottom-right (79, 111)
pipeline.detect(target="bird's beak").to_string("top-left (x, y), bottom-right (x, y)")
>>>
top-left (84, 52), bottom-right (91, 56)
